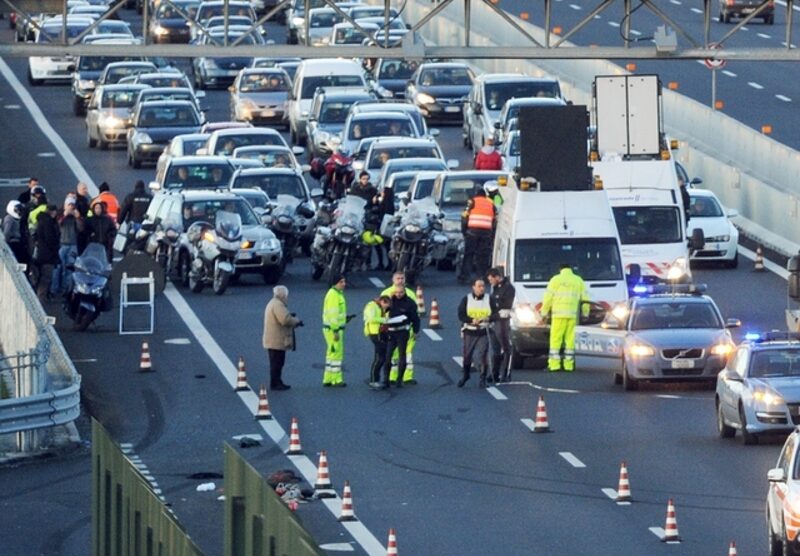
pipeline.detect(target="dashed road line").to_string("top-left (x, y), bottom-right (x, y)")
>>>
top-left (630, 29), bottom-right (641, 36)
top-left (71, 358), bottom-right (97, 363)
top-left (559, 452), bottom-right (586, 468)
top-left (722, 70), bottom-right (737, 77)
top-left (368, 277), bottom-right (385, 289)
top-left (602, 488), bottom-right (619, 500)
top-left (776, 94), bottom-right (792, 102)
top-left (452, 355), bottom-right (463, 366)
top-left (608, 21), bottom-right (620, 28)
top-left (422, 328), bottom-right (442, 341)
top-left (758, 32), bottom-right (772, 39)
top-left (741, 26), bottom-right (749, 31)
top-left (486, 386), bottom-right (507, 400)
top-left (569, 3), bottom-right (581, 9)
top-left (649, 526), bottom-right (667, 540)
top-left (690, 7), bottom-right (702, 13)
top-left (655, 394), bottom-right (682, 399)
top-left (520, 418), bottom-right (537, 432)
top-left (3, 104), bottom-right (20, 109)
top-left (748, 81), bottom-right (764, 90)
top-left (669, 0), bottom-right (681, 4)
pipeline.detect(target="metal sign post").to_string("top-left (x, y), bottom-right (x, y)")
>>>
top-left (704, 42), bottom-right (725, 110)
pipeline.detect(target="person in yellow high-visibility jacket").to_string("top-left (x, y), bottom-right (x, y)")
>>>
top-left (381, 271), bottom-right (418, 384)
top-left (322, 274), bottom-right (352, 386)
top-left (540, 264), bottom-right (590, 372)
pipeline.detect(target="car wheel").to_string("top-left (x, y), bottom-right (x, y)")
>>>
top-left (613, 371), bottom-right (622, 385)
top-left (622, 364), bottom-right (638, 391)
top-left (98, 135), bottom-right (108, 150)
top-left (739, 404), bottom-right (758, 445)
top-left (768, 507), bottom-right (783, 556)
top-left (131, 154), bottom-right (141, 169)
top-left (716, 399), bottom-right (735, 438)
top-left (72, 97), bottom-right (85, 117)
top-left (87, 128), bottom-right (97, 149)
top-left (509, 346), bottom-right (524, 370)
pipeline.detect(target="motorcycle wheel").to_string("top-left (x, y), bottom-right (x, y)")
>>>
top-left (178, 251), bottom-right (191, 287)
top-left (327, 253), bottom-right (344, 285)
top-left (213, 265), bottom-right (230, 295)
top-left (74, 307), bottom-right (95, 332)
top-left (311, 264), bottom-right (324, 280)
top-left (189, 269), bottom-right (204, 293)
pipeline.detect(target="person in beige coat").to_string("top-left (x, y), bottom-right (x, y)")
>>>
top-left (263, 285), bottom-right (303, 390)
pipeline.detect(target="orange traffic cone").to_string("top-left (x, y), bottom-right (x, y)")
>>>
top-left (338, 480), bottom-right (356, 521)
top-left (533, 395), bottom-right (550, 433)
top-left (235, 356), bottom-right (249, 391)
top-left (754, 246), bottom-right (766, 272)
top-left (615, 461), bottom-right (631, 503)
top-left (416, 284), bottom-right (426, 315)
top-left (314, 451), bottom-right (335, 498)
top-left (139, 341), bottom-right (153, 372)
top-left (286, 417), bottom-right (302, 455)
top-left (428, 298), bottom-right (441, 329)
top-left (661, 499), bottom-right (681, 543)
top-left (728, 541), bottom-right (737, 555)
top-left (386, 528), bottom-right (398, 556)
top-left (255, 385), bottom-right (272, 420)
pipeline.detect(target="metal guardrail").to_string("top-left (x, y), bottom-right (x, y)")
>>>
top-left (0, 381), bottom-right (81, 435)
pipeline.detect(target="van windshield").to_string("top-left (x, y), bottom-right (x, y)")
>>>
top-left (301, 74), bottom-right (364, 98)
top-left (514, 238), bottom-right (623, 282)
top-left (485, 81), bottom-right (560, 111)
top-left (612, 206), bottom-right (682, 245)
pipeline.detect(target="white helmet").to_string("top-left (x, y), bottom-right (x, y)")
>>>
top-left (483, 180), bottom-right (499, 195)
top-left (6, 200), bottom-right (21, 219)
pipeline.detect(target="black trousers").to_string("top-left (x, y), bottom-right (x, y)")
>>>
top-left (462, 331), bottom-right (489, 379)
top-left (385, 329), bottom-right (409, 383)
top-left (490, 319), bottom-right (512, 380)
top-left (368, 333), bottom-right (388, 383)
top-left (268, 349), bottom-right (286, 387)
top-left (460, 230), bottom-right (493, 280)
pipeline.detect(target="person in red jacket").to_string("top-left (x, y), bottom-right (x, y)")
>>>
top-left (473, 136), bottom-right (503, 170)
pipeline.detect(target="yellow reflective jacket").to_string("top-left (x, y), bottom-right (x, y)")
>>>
top-left (363, 300), bottom-right (386, 336)
top-left (541, 268), bottom-right (590, 320)
top-left (323, 287), bottom-right (346, 330)
top-left (380, 286), bottom-right (416, 303)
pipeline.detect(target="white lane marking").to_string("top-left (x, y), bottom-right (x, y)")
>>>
top-left (602, 488), bottom-right (618, 500)
top-left (368, 277), bottom-right (385, 289)
top-left (656, 394), bottom-right (682, 399)
top-left (319, 544), bottom-right (355, 552)
top-left (739, 245), bottom-right (789, 279)
top-left (690, 7), bottom-right (702, 13)
top-left (608, 21), bottom-right (620, 28)
top-left (71, 358), bottom-right (97, 363)
top-left (722, 70), bottom-right (737, 77)
top-left (569, 3), bottom-right (581, 9)
top-left (520, 418), bottom-right (537, 432)
top-left (559, 452), bottom-right (586, 468)
top-left (669, 0), bottom-right (681, 4)
top-left (164, 337), bottom-right (191, 345)
top-left (0, 58), bottom-right (97, 196)
top-left (593, 14), bottom-right (601, 20)
top-left (4, 104), bottom-right (20, 109)
top-left (165, 284), bottom-right (387, 555)
top-left (486, 386), bottom-right (507, 400)
top-left (452, 355), bottom-right (463, 366)
top-left (37, 152), bottom-right (55, 157)
top-left (649, 527), bottom-right (665, 539)
top-left (748, 81), bottom-right (764, 90)
top-left (695, 60), bottom-right (706, 65)
top-left (504, 380), bottom-right (581, 394)
top-left (776, 94), bottom-right (792, 102)
top-left (777, 0), bottom-right (800, 13)
top-left (630, 29), bottom-right (641, 36)
top-left (781, 41), bottom-right (798, 48)
top-left (758, 32), bottom-right (772, 39)
top-left (741, 26), bottom-right (749, 31)
top-left (422, 328), bottom-right (442, 341)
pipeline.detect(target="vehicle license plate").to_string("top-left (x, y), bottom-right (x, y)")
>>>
top-left (238, 251), bottom-right (254, 260)
top-left (444, 106), bottom-right (460, 113)
top-left (261, 110), bottom-right (274, 117)
top-left (671, 359), bottom-right (695, 369)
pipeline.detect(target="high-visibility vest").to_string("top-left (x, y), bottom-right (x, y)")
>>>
top-left (323, 287), bottom-right (347, 330)
top-left (380, 286), bottom-right (416, 303)
top-left (467, 196), bottom-right (494, 231)
top-left (464, 294), bottom-right (492, 330)
top-left (363, 300), bottom-right (385, 336)
top-left (541, 268), bottom-right (590, 319)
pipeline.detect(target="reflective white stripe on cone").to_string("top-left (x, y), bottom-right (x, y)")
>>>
top-left (661, 499), bottom-right (681, 543)
top-left (314, 450), bottom-right (335, 498)
top-left (255, 385), bottom-right (272, 420)
top-left (728, 541), bottom-right (737, 555)
top-left (386, 528), bottom-right (398, 556)
top-left (286, 417), bottom-right (302, 454)
top-left (754, 246), bottom-right (766, 272)
top-left (416, 285), bottom-right (426, 315)
top-left (235, 355), bottom-right (249, 391)
top-left (139, 341), bottom-right (153, 372)
top-left (533, 395), bottom-right (550, 433)
top-left (338, 480), bottom-right (356, 521)
top-left (616, 461), bottom-right (631, 503)
top-left (428, 299), bottom-right (441, 329)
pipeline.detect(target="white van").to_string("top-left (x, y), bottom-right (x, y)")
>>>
top-left (28, 17), bottom-right (94, 86)
top-left (492, 179), bottom-right (628, 369)
top-left (288, 58), bottom-right (368, 146)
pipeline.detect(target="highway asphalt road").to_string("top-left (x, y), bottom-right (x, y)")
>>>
top-left (0, 6), bottom-right (796, 555)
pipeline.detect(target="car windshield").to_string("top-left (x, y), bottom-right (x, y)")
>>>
top-left (690, 196), bottom-right (724, 218)
top-left (206, 15), bottom-right (250, 26)
top-left (156, 1), bottom-right (198, 17)
top-left (164, 163), bottom-right (232, 189)
top-left (419, 67), bottom-right (472, 86)
top-left (412, 177), bottom-right (436, 199)
top-left (139, 76), bottom-right (187, 88)
top-left (391, 175), bottom-right (414, 195)
top-left (750, 350), bottom-right (800, 378)
top-left (232, 174), bottom-right (306, 200)
top-left (105, 66), bottom-right (154, 84)
top-left (612, 206), bottom-right (682, 245)
top-left (182, 199), bottom-right (258, 228)
top-left (101, 89), bottom-right (139, 108)
top-left (138, 105), bottom-right (198, 126)
top-left (630, 301), bottom-right (722, 330)
top-left (348, 118), bottom-right (414, 140)
top-left (239, 73), bottom-right (289, 92)
top-left (319, 101), bottom-right (354, 123)
top-left (440, 177), bottom-right (496, 207)
top-left (333, 27), bottom-right (369, 44)
top-left (79, 55), bottom-right (141, 71)
top-left (39, 23), bottom-right (91, 41)
top-left (373, 147), bottom-right (439, 166)
top-left (310, 11), bottom-right (343, 27)
top-left (350, 7), bottom-right (397, 19)
top-left (235, 191), bottom-right (269, 210)
top-left (301, 75), bottom-right (364, 99)
top-left (214, 133), bottom-right (283, 154)
top-left (509, 133), bottom-right (521, 156)
top-left (141, 91), bottom-right (193, 103)
top-left (197, 3), bottom-right (252, 22)
top-left (96, 21), bottom-right (131, 34)
top-left (514, 238), bottom-right (623, 282)
top-left (378, 59), bottom-right (418, 80)
top-left (484, 81), bottom-right (560, 110)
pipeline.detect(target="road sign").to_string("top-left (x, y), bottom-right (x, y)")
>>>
top-left (704, 42), bottom-right (726, 70)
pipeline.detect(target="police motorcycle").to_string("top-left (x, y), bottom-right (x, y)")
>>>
top-left (64, 243), bottom-right (113, 331)
top-left (261, 194), bottom-right (315, 263)
top-left (186, 211), bottom-right (241, 295)
top-left (310, 195), bottom-right (367, 284)
top-left (144, 219), bottom-right (182, 274)
top-left (389, 196), bottom-right (447, 284)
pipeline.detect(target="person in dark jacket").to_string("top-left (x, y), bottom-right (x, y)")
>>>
top-left (376, 183), bottom-right (395, 270)
top-left (457, 278), bottom-right (498, 388)
top-left (3, 200), bottom-right (27, 264)
top-left (17, 176), bottom-right (39, 205)
top-left (32, 205), bottom-right (60, 303)
top-left (118, 180), bottom-right (153, 225)
top-left (487, 267), bottom-right (515, 383)
top-left (53, 197), bottom-right (85, 295)
top-left (87, 201), bottom-right (116, 261)
top-left (350, 172), bottom-right (384, 269)
top-left (383, 283), bottom-right (420, 387)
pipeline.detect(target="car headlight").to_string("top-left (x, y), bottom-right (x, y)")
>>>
top-left (292, 16), bottom-right (303, 26)
top-left (153, 25), bottom-right (170, 36)
top-left (260, 238), bottom-right (280, 250)
top-left (628, 344), bottom-right (655, 357)
top-left (241, 240), bottom-right (254, 249)
top-left (611, 304), bottom-right (629, 320)
top-left (416, 92), bottom-right (436, 104)
top-left (405, 224), bottom-right (421, 233)
top-left (707, 235), bottom-right (730, 243)
top-left (442, 219), bottom-right (460, 232)
top-left (77, 79), bottom-right (94, 90)
top-left (753, 390), bottom-right (784, 406)
top-left (134, 131), bottom-right (153, 144)
top-left (710, 343), bottom-right (734, 357)
top-left (667, 257), bottom-right (689, 281)
top-left (514, 304), bottom-right (541, 326)
top-left (100, 115), bottom-right (124, 128)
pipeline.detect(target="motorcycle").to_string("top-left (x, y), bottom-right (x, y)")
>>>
top-left (262, 194), bottom-right (315, 262)
top-left (64, 243), bottom-right (112, 331)
top-left (311, 195), bottom-right (367, 284)
top-left (145, 219), bottom-right (181, 274)
top-left (390, 197), bottom-right (448, 285)
top-left (186, 211), bottom-right (241, 295)
top-left (320, 148), bottom-right (354, 199)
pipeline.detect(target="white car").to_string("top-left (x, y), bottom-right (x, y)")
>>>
top-left (500, 129), bottom-right (520, 173)
top-left (688, 188), bottom-right (739, 268)
top-left (767, 427), bottom-right (800, 555)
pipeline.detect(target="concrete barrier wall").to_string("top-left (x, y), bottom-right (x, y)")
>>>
top-left (403, 0), bottom-right (800, 254)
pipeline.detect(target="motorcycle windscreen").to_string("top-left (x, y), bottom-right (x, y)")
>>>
top-left (335, 195), bottom-right (367, 231)
top-left (75, 243), bottom-right (110, 275)
top-left (215, 211), bottom-right (243, 242)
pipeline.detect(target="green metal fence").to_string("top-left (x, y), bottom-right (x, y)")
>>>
top-left (224, 444), bottom-right (323, 556)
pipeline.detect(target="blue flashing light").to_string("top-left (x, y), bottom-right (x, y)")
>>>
top-left (744, 332), bottom-right (761, 341)
top-left (632, 284), bottom-right (648, 294)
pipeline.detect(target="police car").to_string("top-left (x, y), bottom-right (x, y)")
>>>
top-left (767, 426), bottom-right (800, 556)
top-left (605, 284), bottom-right (739, 390)
top-left (717, 332), bottom-right (800, 445)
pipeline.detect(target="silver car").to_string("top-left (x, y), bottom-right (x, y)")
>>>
top-left (86, 84), bottom-right (149, 149)
top-left (609, 291), bottom-right (739, 390)
top-left (717, 333), bottom-right (800, 444)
